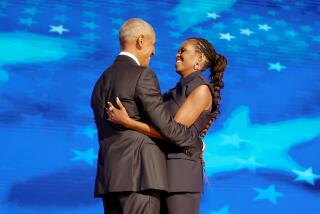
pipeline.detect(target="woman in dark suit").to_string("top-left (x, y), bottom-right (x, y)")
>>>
top-left (107, 37), bottom-right (227, 214)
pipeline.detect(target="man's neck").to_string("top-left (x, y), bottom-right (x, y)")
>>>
top-left (119, 50), bottom-right (140, 66)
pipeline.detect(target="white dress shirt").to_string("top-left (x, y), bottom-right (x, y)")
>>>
top-left (119, 51), bottom-right (140, 66)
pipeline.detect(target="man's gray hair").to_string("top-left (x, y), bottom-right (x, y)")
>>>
top-left (119, 18), bottom-right (154, 45)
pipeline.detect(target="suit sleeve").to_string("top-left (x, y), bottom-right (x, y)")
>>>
top-left (135, 68), bottom-right (202, 152)
top-left (91, 73), bottom-right (107, 141)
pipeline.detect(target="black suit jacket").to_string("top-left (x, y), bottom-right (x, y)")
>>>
top-left (91, 55), bottom-right (201, 195)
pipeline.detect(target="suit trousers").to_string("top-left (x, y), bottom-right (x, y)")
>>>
top-left (102, 190), bottom-right (161, 214)
top-left (165, 192), bottom-right (201, 214)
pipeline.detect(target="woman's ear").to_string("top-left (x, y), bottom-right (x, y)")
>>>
top-left (198, 53), bottom-right (205, 63)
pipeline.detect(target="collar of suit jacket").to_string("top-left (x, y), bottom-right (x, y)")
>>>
top-left (119, 51), bottom-right (140, 66)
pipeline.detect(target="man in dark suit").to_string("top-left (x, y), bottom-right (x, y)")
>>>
top-left (91, 18), bottom-right (202, 214)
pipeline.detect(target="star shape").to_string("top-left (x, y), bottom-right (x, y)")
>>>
top-left (111, 18), bottom-right (124, 25)
top-left (81, 32), bottom-right (100, 41)
top-left (253, 185), bottom-right (283, 204)
top-left (203, 106), bottom-right (320, 176)
top-left (267, 10), bottom-right (277, 16)
top-left (207, 12), bottom-right (220, 19)
top-left (23, 7), bottom-right (38, 16)
top-left (76, 125), bottom-right (97, 139)
top-left (219, 33), bottom-right (235, 41)
top-left (19, 17), bottom-right (37, 26)
top-left (250, 14), bottom-right (262, 21)
top-left (233, 18), bottom-right (244, 26)
top-left (83, 11), bottom-right (97, 18)
top-left (49, 25), bottom-right (69, 35)
top-left (258, 24), bottom-right (272, 31)
top-left (275, 20), bottom-right (287, 26)
top-left (240, 28), bottom-right (254, 36)
top-left (112, 28), bottom-right (119, 35)
top-left (268, 62), bottom-right (287, 72)
top-left (285, 30), bottom-right (298, 38)
top-left (83, 21), bottom-right (99, 30)
top-left (292, 167), bottom-right (320, 185)
top-left (53, 14), bottom-right (70, 22)
top-left (248, 39), bottom-right (263, 47)
top-left (71, 148), bottom-right (97, 165)
top-left (192, 27), bottom-right (207, 35)
top-left (220, 133), bottom-right (248, 148)
top-left (235, 156), bottom-right (266, 172)
top-left (210, 206), bottom-right (229, 214)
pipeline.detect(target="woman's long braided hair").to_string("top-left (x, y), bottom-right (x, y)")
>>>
top-left (189, 38), bottom-right (228, 170)
top-left (189, 37), bottom-right (227, 127)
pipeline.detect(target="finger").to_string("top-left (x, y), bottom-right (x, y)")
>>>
top-left (108, 104), bottom-right (115, 111)
top-left (107, 102), bottom-right (115, 109)
top-left (116, 97), bottom-right (125, 110)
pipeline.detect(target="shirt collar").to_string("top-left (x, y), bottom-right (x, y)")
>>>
top-left (119, 51), bottom-right (140, 66)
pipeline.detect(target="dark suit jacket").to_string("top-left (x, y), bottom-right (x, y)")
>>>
top-left (91, 55), bottom-right (201, 196)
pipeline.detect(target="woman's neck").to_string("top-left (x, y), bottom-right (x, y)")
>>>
top-left (181, 70), bottom-right (198, 78)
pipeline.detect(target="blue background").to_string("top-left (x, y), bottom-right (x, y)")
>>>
top-left (1, 0), bottom-right (320, 213)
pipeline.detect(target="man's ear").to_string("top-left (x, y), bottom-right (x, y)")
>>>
top-left (136, 34), bottom-right (144, 50)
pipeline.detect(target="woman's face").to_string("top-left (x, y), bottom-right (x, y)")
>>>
top-left (175, 40), bottom-right (200, 76)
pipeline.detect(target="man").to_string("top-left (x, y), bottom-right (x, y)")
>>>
top-left (91, 18), bottom-right (201, 214)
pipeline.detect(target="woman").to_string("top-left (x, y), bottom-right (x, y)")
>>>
top-left (107, 37), bottom-right (227, 214)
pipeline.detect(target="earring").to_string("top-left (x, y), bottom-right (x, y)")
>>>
top-left (194, 63), bottom-right (200, 71)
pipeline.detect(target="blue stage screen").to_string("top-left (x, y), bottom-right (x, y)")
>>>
top-left (1, 0), bottom-right (320, 213)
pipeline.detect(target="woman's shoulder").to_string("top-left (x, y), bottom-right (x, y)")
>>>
top-left (186, 73), bottom-right (212, 96)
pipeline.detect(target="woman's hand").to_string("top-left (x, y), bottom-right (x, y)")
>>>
top-left (106, 97), bottom-right (130, 127)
